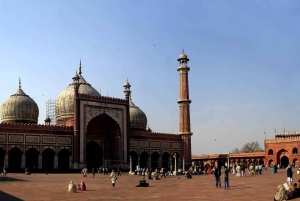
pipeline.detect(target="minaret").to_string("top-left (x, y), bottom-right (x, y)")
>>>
top-left (177, 49), bottom-right (192, 169)
top-left (72, 71), bottom-right (80, 169)
top-left (78, 59), bottom-right (82, 76)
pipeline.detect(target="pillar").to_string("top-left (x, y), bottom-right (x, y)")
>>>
top-left (137, 156), bottom-right (140, 167)
top-left (183, 157), bottom-right (185, 172)
top-left (129, 156), bottom-right (133, 174)
top-left (38, 155), bottom-right (42, 169)
top-left (4, 154), bottom-right (8, 168)
top-left (54, 155), bottom-right (58, 169)
top-left (173, 154), bottom-right (177, 175)
top-left (21, 154), bottom-right (26, 169)
top-left (158, 156), bottom-right (162, 168)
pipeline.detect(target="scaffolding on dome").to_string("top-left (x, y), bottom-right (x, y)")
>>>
top-left (46, 98), bottom-right (56, 125)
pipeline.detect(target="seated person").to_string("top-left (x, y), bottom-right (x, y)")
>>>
top-left (68, 181), bottom-right (77, 193)
top-left (136, 178), bottom-right (149, 187)
top-left (185, 171), bottom-right (192, 179)
top-left (153, 172), bottom-right (159, 180)
top-left (147, 171), bottom-right (152, 180)
top-left (77, 180), bottom-right (86, 191)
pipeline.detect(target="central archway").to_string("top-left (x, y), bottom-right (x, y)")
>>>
top-left (86, 141), bottom-right (102, 170)
top-left (86, 113), bottom-right (121, 167)
top-left (281, 156), bottom-right (289, 168)
top-left (42, 148), bottom-right (55, 170)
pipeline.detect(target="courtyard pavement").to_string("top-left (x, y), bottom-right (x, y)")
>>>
top-left (1, 169), bottom-right (300, 201)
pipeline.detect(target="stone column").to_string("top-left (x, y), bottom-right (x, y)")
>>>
top-left (137, 156), bottom-right (140, 167)
top-left (158, 156), bottom-right (162, 168)
top-left (183, 157), bottom-right (185, 172)
top-left (147, 157), bottom-right (151, 168)
top-left (173, 154), bottom-right (177, 176)
top-left (21, 154), bottom-right (26, 169)
top-left (38, 155), bottom-right (43, 169)
top-left (4, 154), bottom-right (8, 168)
top-left (54, 155), bottom-right (58, 169)
top-left (69, 155), bottom-right (73, 169)
top-left (129, 156), bottom-right (133, 174)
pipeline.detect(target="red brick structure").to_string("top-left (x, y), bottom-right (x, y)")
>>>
top-left (0, 51), bottom-right (191, 172)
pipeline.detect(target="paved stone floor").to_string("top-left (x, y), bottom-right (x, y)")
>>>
top-left (1, 169), bottom-right (300, 201)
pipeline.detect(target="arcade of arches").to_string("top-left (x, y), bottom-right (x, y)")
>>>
top-left (0, 147), bottom-right (71, 172)
top-left (130, 151), bottom-right (181, 170)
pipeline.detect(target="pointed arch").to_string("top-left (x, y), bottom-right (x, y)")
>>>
top-left (293, 148), bottom-right (298, 154)
top-left (140, 151), bottom-right (149, 168)
top-left (86, 141), bottom-right (102, 170)
top-left (162, 152), bottom-right (170, 168)
top-left (151, 151), bottom-right (160, 169)
top-left (268, 149), bottom-right (273, 155)
top-left (58, 148), bottom-right (71, 171)
top-left (42, 148), bottom-right (55, 170)
top-left (8, 147), bottom-right (22, 171)
top-left (26, 148), bottom-right (39, 170)
top-left (0, 147), bottom-right (5, 168)
top-left (130, 151), bottom-right (138, 171)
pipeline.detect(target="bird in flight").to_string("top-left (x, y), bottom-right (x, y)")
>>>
top-left (153, 44), bottom-right (156, 47)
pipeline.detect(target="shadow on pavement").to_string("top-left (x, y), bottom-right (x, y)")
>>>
top-left (0, 191), bottom-right (23, 201)
top-left (0, 177), bottom-right (27, 182)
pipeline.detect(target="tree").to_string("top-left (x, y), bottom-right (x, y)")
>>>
top-left (231, 141), bottom-right (264, 153)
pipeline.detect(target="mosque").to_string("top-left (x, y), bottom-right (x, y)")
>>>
top-left (0, 51), bottom-right (192, 172)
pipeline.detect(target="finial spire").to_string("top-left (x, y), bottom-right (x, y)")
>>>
top-left (182, 48), bottom-right (184, 53)
top-left (79, 59), bottom-right (82, 75)
top-left (19, 77), bottom-right (21, 89)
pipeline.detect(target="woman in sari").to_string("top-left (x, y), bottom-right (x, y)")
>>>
top-left (77, 180), bottom-right (86, 191)
top-left (68, 181), bottom-right (77, 193)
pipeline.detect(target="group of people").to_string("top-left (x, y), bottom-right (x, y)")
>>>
top-left (68, 180), bottom-right (86, 193)
top-left (214, 166), bottom-right (230, 190)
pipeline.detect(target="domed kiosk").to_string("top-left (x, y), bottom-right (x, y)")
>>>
top-left (1, 78), bottom-right (39, 124)
top-left (55, 61), bottom-right (101, 126)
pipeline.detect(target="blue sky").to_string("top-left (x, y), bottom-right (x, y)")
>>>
top-left (0, 1), bottom-right (299, 154)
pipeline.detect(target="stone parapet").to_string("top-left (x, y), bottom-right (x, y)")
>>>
top-left (265, 138), bottom-right (300, 143)
top-left (0, 123), bottom-right (73, 131)
top-left (79, 94), bottom-right (127, 104)
top-left (130, 130), bottom-right (179, 139)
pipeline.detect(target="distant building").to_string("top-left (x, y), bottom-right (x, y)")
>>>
top-left (192, 131), bottom-right (300, 169)
top-left (0, 51), bottom-right (192, 172)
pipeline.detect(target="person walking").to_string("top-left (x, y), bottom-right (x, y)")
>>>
top-left (287, 165), bottom-right (293, 184)
top-left (92, 168), bottom-right (95, 178)
top-left (109, 169), bottom-right (118, 187)
top-left (221, 166), bottom-right (229, 190)
top-left (160, 167), bottom-right (166, 178)
top-left (117, 167), bottom-right (121, 176)
top-left (214, 166), bottom-right (221, 188)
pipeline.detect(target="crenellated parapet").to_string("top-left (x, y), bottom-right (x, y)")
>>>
top-left (78, 93), bottom-right (127, 104)
top-left (130, 130), bottom-right (180, 139)
top-left (192, 152), bottom-right (265, 160)
top-left (275, 131), bottom-right (300, 139)
top-left (265, 138), bottom-right (300, 143)
top-left (0, 123), bottom-right (73, 131)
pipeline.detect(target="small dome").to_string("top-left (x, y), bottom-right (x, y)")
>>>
top-left (146, 125), bottom-right (152, 132)
top-left (1, 81), bottom-right (39, 124)
top-left (129, 97), bottom-right (147, 131)
top-left (178, 50), bottom-right (189, 61)
top-left (55, 73), bottom-right (100, 125)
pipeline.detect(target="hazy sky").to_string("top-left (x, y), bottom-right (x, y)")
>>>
top-left (0, 1), bottom-right (299, 155)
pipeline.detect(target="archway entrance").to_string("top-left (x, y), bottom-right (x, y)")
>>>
top-left (86, 113), bottom-right (121, 167)
top-left (26, 148), bottom-right (38, 171)
top-left (42, 148), bottom-right (55, 170)
top-left (0, 148), bottom-right (5, 168)
top-left (130, 151), bottom-right (138, 171)
top-left (281, 156), bottom-right (289, 168)
top-left (58, 149), bottom-right (71, 171)
top-left (162, 152), bottom-right (170, 168)
top-left (151, 152), bottom-right (159, 169)
top-left (86, 141), bottom-right (102, 170)
top-left (140, 151), bottom-right (148, 168)
top-left (8, 147), bottom-right (22, 172)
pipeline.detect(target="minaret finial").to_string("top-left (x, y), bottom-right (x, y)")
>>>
top-left (19, 77), bottom-right (21, 89)
top-left (182, 48), bottom-right (184, 53)
top-left (79, 59), bottom-right (82, 75)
